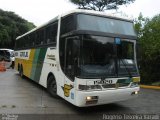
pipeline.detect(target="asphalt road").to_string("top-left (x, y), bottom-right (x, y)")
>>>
top-left (0, 69), bottom-right (160, 120)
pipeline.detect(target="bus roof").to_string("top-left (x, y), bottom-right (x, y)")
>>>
top-left (61, 9), bottom-right (133, 22)
top-left (16, 9), bottom-right (133, 40)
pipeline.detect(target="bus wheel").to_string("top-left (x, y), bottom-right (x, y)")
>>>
top-left (47, 75), bottom-right (58, 98)
top-left (11, 61), bottom-right (14, 69)
top-left (19, 65), bottom-right (24, 78)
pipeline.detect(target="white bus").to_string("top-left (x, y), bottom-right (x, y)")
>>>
top-left (0, 48), bottom-right (15, 68)
top-left (15, 9), bottom-right (140, 107)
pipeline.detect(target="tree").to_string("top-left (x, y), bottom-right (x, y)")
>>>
top-left (134, 13), bottom-right (149, 38)
top-left (134, 13), bottom-right (160, 84)
top-left (70, 0), bottom-right (135, 11)
top-left (0, 9), bottom-right (36, 48)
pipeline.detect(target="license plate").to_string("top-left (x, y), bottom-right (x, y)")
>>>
top-left (94, 80), bottom-right (113, 85)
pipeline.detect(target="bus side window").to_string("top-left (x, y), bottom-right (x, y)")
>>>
top-left (24, 35), bottom-right (29, 48)
top-left (60, 14), bottom-right (76, 35)
top-left (36, 31), bottom-right (40, 45)
top-left (46, 25), bottom-right (51, 44)
top-left (45, 22), bottom-right (58, 46)
top-left (29, 33), bottom-right (35, 47)
top-left (20, 38), bottom-right (24, 48)
top-left (51, 22), bottom-right (58, 44)
top-left (0, 50), bottom-right (5, 60)
top-left (36, 29), bottom-right (44, 46)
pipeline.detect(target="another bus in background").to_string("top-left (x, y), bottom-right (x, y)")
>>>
top-left (0, 49), bottom-right (15, 68)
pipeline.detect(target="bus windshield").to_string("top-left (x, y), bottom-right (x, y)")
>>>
top-left (117, 41), bottom-right (138, 77)
top-left (80, 35), bottom-right (116, 78)
top-left (79, 35), bottom-right (139, 78)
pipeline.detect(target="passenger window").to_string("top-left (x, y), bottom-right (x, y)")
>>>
top-left (60, 15), bottom-right (76, 35)
top-left (29, 33), bottom-right (35, 47)
top-left (36, 29), bottom-right (44, 45)
top-left (45, 22), bottom-right (58, 45)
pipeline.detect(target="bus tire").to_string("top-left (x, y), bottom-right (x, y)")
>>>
top-left (47, 75), bottom-right (58, 98)
top-left (19, 65), bottom-right (24, 78)
top-left (18, 64), bottom-right (20, 71)
top-left (11, 61), bottom-right (14, 69)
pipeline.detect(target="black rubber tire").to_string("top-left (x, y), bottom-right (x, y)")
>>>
top-left (19, 65), bottom-right (24, 78)
top-left (11, 61), bottom-right (15, 69)
top-left (47, 75), bottom-right (58, 98)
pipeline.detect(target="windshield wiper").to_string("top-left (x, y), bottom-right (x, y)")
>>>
top-left (119, 59), bottom-right (132, 78)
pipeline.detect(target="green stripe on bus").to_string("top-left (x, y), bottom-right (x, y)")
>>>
top-left (34, 48), bottom-right (47, 82)
top-left (30, 49), bottom-right (41, 80)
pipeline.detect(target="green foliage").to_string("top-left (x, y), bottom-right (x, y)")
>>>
top-left (70, 0), bottom-right (135, 11)
top-left (134, 13), bottom-right (160, 84)
top-left (134, 13), bottom-right (149, 38)
top-left (0, 9), bottom-right (36, 49)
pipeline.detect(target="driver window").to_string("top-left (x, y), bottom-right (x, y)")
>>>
top-left (65, 38), bottom-right (80, 80)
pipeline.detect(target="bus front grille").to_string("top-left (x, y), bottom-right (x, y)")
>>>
top-left (102, 83), bottom-right (130, 89)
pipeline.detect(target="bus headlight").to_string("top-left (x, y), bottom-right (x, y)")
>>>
top-left (79, 85), bottom-right (102, 91)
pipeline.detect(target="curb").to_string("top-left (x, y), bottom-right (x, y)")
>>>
top-left (140, 85), bottom-right (160, 90)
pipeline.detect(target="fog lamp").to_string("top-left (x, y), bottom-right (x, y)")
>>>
top-left (86, 96), bottom-right (92, 101)
top-left (135, 91), bottom-right (138, 94)
top-left (131, 91), bottom-right (139, 95)
top-left (86, 96), bottom-right (98, 104)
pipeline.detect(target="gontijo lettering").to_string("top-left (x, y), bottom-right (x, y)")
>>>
top-left (20, 52), bottom-right (28, 57)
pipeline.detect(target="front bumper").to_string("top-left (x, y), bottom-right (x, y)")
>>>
top-left (75, 87), bottom-right (140, 107)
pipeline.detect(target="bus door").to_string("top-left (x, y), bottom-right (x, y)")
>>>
top-left (64, 37), bottom-right (80, 100)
